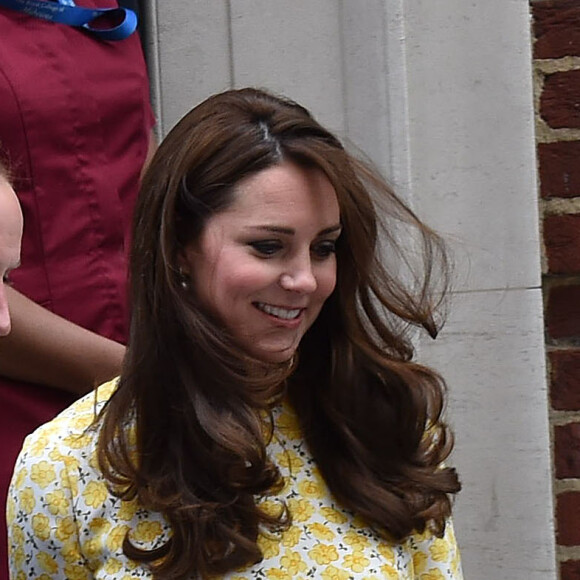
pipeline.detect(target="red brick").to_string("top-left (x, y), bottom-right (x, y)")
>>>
top-left (539, 141), bottom-right (580, 198)
top-left (551, 350), bottom-right (580, 410)
top-left (557, 492), bottom-right (580, 545)
top-left (562, 560), bottom-right (580, 580)
top-left (545, 283), bottom-right (580, 339)
top-left (544, 215), bottom-right (580, 274)
top-left (533, 1), bottom-right (580, 59)
top-left (540, 70), bottom-right (580, 129)
top-left (555, 423), bottom-right (580, 477)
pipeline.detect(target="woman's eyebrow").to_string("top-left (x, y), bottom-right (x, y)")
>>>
top-left (245, 224), bottom-right (342, 236)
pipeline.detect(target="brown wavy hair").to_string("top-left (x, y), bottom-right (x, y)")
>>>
top-left (97, 88), bottom-right (460, 579)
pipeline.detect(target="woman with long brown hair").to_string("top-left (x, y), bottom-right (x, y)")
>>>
top-left (8, 88), bottom-right (462, 579)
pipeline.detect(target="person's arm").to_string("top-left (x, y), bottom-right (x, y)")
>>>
top-left (0, 286), bottom-right (125, 394)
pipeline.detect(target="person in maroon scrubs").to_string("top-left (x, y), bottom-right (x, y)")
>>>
top-left (0, 2), bottom-right (155, 576)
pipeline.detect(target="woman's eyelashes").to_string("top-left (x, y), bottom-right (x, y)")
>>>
top-left (247, 239), bottom-right (337, 259)
top-left (248, 240), bottom-right (283, 256)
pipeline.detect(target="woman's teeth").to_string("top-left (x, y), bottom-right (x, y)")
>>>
top-left (256, 303), bottom-right (301, 320)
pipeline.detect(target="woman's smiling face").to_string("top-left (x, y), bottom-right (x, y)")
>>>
top-left (181, 161), bottom-right (341, 363)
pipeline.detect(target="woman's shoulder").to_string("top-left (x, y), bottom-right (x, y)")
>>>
top-left (18, 377), bottom-right (118, 463)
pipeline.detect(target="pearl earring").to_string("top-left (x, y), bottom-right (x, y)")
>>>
top-left (178, 267), bottom-right (190, 290)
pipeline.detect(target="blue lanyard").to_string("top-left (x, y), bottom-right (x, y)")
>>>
top-left (0, 0), bottom-right (137, 40)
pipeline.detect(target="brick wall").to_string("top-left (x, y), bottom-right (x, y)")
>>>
top-left (532, 1), bottom-right (580, 578)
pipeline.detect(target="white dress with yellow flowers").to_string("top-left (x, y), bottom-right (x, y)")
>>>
top-left (8, 379), bottom-right (463, 580)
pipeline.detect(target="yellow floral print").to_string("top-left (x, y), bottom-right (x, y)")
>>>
top-left (429, 538), bottom-right (450, 562)
top-left (258, 533), bottom-right (281, 559)
top-left (421, 570), bottom-right (446, 580)
top-left (298, 478), bottom-right (324, 499)
top-left (7, 380), bottom-right (463, 579)
top-left (320, 506), bottom-right (348, 524)
top-left (308, 543), bottom-right (339, 565)
top-left (413, 550), bottom-right (428, 574)
top-left (343, 530), bottom-right (371, 549)
top-left (30, 460), bottom-right (56, 488)
top-left (280, 550), bottom-right (307, 575)
top-left (380, 565), bottom-right (401, 579)
top-left (276, 449), bottom-right (304, 472)
top-left (45, 489), bottom-right (70, 516)
top-left (343, 551), bottom-right (370, 573)
top-left (321, 565), bottom-right (350, 580)
top-left (55, 517), bottom-right (77, 543)
top-left (18, 487), bottom-right (35, 514)
top-left (287, 498), bottom-right (314, 522)
top-left (37, 551), bottom-right (59, 574)
top-left (281, 525), bottom-right (301, 547)
top-left (308, 522), bottom-right (335, 541)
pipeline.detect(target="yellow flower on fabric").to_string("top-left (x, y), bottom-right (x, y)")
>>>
top-left (6, 496), bottom-right (15, 524)
top-left (62, 432), bottom-right (91, 449)
top-left (343, 530), bottom-right (371, 549)
top-left (28, 435), bottom-right (50, 457)
top-left (343, 551), bottom-right (370, 573)
top-left (11, 546), bottom-right (25, 569)
top-left (82, 480), bottom-right (108, 508)
top-left (30, 461), bottom-right (56, 488)
top-left (421, 570), bottom-right (446, 580)
top-left (377, 543), bottom-right (395, 563)
top-left (308, 543), bottom-right (339, 565)
top-left (32, 514), bottom-right (51, 541)
top-left (413, 550), bottom-right (428, 574)
top-left (64, 562), bottom-right (90, 580)
top-left (320, 565), bottom-right (350, 580)
top-left (89, 517), bottom-right (112, 534)
top-left (11, 524), bottom-right (24, 548)
top-left (308, 522), bottom-right (335, 541)
top-left (84, 537), bottom-right (103, 560)
top-left (133, 520), bottom-right (163, 544)
top-left (288, 498), bottom-right (314, 522)
top-left (107, 525), bottom-right (130, 551)
top-left (320, 506), bottom-right (348, 524)
top-left (351, 514), bottom-right (367, 529)
top-left (298, 479), bottom-right (323, 499)
top-left (37, 551), bottom-right (59, 574)
top-left (277, 408), bottom-right (302, 439)
top-left (46, 489), bottom-right (70, 516)
top-left (280, 550), bottom-right (307, 575)
top-left (15, 571), bottom-right (27, 580)
top-left (61, 541), bottom-right (81, 564)
top-left (104, 559), bottom-right (123, 574)
top-left (55, 517), bottom-right (76, 543)
top-left (117, 499), bottom-right (138, 521)
top-left (70, 413), bottom-right (93, 431)
top-left (429, 538), bottom-right (450, 562)
top-left (13, 467), bottom-right (27, 490)
top-left (281, 525), bottom-right (301, 547)
top-left (265, 569), bottom-right (291, 580)
top-left (257, 534), bottom-right (280, 559)
top-left (259, 499), bottom-right (285, 518)
top-left (276, 450), bottom-right (304, 473)
top-left (379, 565), bottom-right (400, 579)
top-left (18, 487), bottom-right (35, 514)
top-left (61, 468), bottom-right (79, 496)
top-left (62, 454), bottom-right (80, 472)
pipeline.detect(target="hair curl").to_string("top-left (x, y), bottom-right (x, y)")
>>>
top-left (97, 88), bottom-right (460, 579)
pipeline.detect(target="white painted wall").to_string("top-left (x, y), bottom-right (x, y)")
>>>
top-left (144, 1), bottom-right (555, 577)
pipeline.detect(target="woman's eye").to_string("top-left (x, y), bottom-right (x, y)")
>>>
top-left (312, 240), bottom-right (337, 259)
top-left (249, 241), bottom-right (283, 256)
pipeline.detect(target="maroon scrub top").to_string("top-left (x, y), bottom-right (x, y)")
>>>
top-left (0, 3), bottom-right (155, 576)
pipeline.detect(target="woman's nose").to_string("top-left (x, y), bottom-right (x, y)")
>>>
top-left (0, 285), bottom-right (11, 336)
top-left (279, 256), bottom-right (317, 294)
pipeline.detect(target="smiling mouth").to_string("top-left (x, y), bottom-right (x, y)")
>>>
top-left (254, 302), bottom-right (303, 320)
